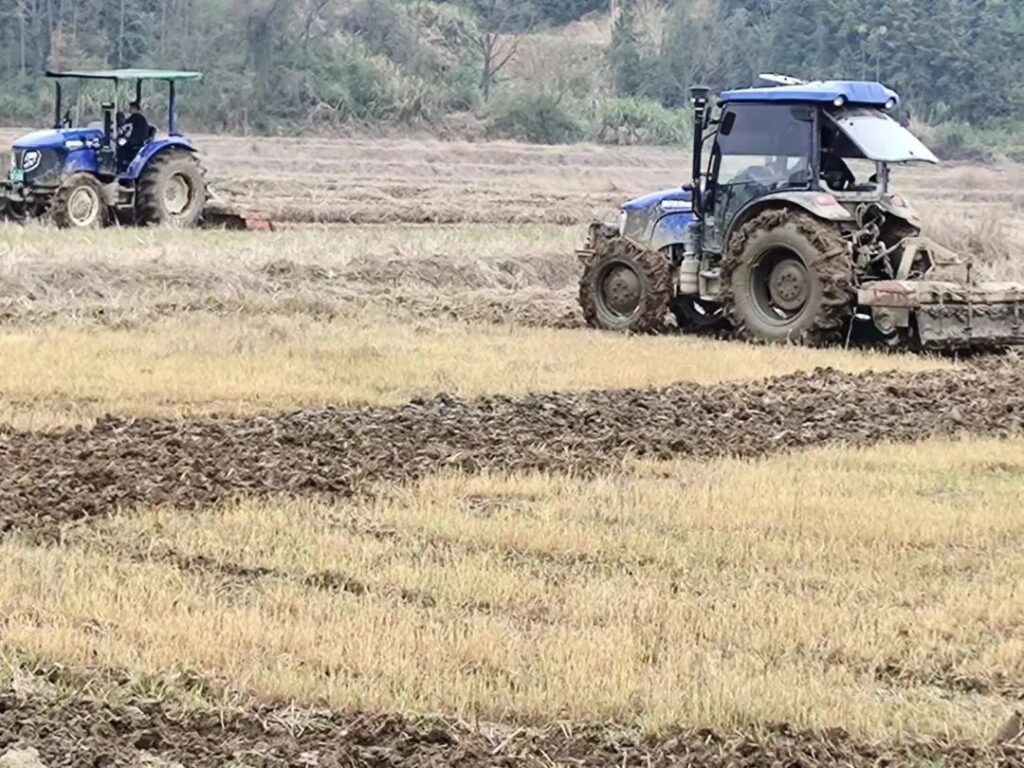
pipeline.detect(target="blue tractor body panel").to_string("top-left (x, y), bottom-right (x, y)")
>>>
top-left (650, 211), bottom-right (697, 252)
top-left (9, 128), bottom-right (195, 188)
top-left (13, 127), bottom-right (104, 151)
top-left (620, 188), bottom-right (697, 251)
top-left (720, 80), bottom-right (899, 107)
top-left (125, 137), bottom-right (196, 180)
top-left (9, 128), bottom-right (106, 188)
top-left (64, 148), bottom-right (101, 175)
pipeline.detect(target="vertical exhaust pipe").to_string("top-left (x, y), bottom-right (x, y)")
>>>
top-left (690, 86), bottom-right (710, 218)
top-left (53, 82), bottom-right (62, 129)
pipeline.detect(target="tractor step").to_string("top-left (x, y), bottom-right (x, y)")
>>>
top-left (859, 279), bottom-right (1024, 348)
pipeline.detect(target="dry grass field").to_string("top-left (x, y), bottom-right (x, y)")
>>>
top-left (4, 440), bottom-right (1023, 742)
top-left (0, 134), bottom-right (1023, 766)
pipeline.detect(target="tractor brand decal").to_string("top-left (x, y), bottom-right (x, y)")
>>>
top-left (21, 150), bottom-right (41, 173)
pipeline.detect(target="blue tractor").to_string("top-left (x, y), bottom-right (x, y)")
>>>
top-left (1, 69), bottom-right (208, 228)
top-left (578, 77), bottom-right (1024, 350)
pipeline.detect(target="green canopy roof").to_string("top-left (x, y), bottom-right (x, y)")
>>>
top-left (45, 69), bottom-right (202, 82)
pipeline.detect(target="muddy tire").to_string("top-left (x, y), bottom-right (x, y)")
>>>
top-left (136, 150), bottom-right (207, 228)
top-left (722, 208), bottom-right (853, 345)
top-left (48, 173), bottom-right (108, 229)
top-left (580, 237), bottom-right (671, 333)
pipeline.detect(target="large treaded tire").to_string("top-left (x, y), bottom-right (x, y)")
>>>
top-left (579, 236), bottom-right (671, 333)
top-left (48, 173), bottom-right (108, 229)
top-left (721, 208), bottom-right (854, 345)
top-left (136, 149), bottom-right (207, 228)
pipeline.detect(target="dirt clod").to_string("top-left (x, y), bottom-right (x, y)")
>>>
top-left (0, 748), bottom-right (46, 768)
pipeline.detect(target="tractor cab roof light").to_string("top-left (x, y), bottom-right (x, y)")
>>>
top-left (885, 98), bottom-right (898, 110)
top-left (833, 96), bottom-right (847, 108)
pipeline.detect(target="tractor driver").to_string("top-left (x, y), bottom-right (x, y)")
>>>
top-left (819, 126), bottom-right (856, 191)
top-left (117, 100), bottom-right (150, 167)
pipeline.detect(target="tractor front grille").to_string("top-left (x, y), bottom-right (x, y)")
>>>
top-left (13, 148), bottom-right (63, 188)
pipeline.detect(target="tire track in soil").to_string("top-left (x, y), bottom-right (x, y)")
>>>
top-left (1, 359), bottom-right (1022, 536)
top-left (1, 695), bottom-right (1021, 768)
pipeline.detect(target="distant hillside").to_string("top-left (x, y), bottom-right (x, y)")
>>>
top-left (0, 0), bottom-right (1020, 156)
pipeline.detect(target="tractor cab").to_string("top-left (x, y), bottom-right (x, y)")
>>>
top-left (693, 81), bottom-right (938, 254)
top-left (2, 69), bottom-right (208, 228)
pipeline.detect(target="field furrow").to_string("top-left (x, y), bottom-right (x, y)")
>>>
top-left (2, 360), bottom-right (1021, 534)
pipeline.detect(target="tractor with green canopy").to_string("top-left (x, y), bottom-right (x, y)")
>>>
top-left (1, 69), bottom-right (268, 230)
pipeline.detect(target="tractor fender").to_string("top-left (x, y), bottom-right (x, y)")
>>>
top-left (62, 149), bottom-right (100, 177)
top-left (725, 191), bottom-right (854, 245)
top-left (648, 210), bottom-right (697, 251)
top-left (125, 138), bottom-right (197, 181)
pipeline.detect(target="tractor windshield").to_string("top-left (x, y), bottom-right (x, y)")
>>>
top-left (827, 108), bottom-right (938, 164)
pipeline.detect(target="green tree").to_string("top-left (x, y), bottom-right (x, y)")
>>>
top-left (606, 0), bottom-right (648, 97)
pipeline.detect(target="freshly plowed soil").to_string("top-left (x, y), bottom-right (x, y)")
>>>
top-left (2, 695), bottom-right (1021, 768)
top-left (2, 360), bottom-right (1021, 535)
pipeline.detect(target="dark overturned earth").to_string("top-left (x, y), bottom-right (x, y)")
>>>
top-left (3, 360), bottom-right (1024, 765)
top-left (2, 358), bottom-right (1022, 535)
top-left (2, 695), bottom-right (1022, 768)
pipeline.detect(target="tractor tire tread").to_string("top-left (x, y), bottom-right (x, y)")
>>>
top-left (721, 208), bottom-right (853, 346)
top-left (136, 149), bottom-right (207, 228)
top-left (47, 173), bottom-right (108, 229)
top-left (579, 235), bottom-right (672, 334)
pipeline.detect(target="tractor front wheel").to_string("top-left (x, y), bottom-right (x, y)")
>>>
top-left (49, 173), bottom-right (108, 229)
top-left (722, 209), bottom-right (854, 345)
top-left (579, 237), bottom-right (671, 333)
top-left (136, 150), bottom-right (207, 228)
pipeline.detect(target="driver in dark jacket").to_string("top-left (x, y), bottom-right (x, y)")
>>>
top-left (820, 126), bottom-right (856, 190)
top-left (117, 100), bottom-right (150, 166)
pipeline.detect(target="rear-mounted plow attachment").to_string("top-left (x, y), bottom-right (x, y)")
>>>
top-left (859, 238), bottom-right (1024, 349)
top-left (201, 187), bottom-right (274, 232)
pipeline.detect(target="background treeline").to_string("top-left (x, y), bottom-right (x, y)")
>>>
top-left (0, 0), bottom-right (1020, 158)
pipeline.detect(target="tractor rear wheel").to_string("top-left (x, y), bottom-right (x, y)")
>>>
top-left (48, 173), bottom-right (108, 229)
top-left (722, 208), bottom-right (854, 345)
top-left (136, 150), bottom-right (207, 228)
top-left (579, 237), bottom-right (671, 333)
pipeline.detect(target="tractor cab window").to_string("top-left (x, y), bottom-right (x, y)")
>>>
top-left (827, 108), bottom-right (938, 164)
top-left (718, 155), bottom-right (810, 189)
top-left (820, 121), bottom-right (881, 193)
top-left (820, 107), bottom-right (938, 193)
top-left (706, 103), bottom-right (814, 250)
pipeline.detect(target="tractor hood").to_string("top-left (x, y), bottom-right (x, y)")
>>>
top-left (13, 127), bottom-right (102, 151)
top-left (622, 188), bottom-right (693, 213)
